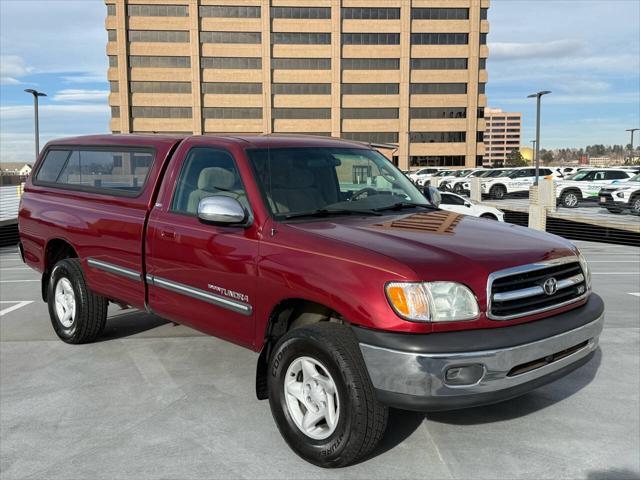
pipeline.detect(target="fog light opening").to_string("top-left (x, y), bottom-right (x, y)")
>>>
top-left (444, 364), bottom-right (485, 386)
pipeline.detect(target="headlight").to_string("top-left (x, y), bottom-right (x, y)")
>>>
top-left (577, 251), bottom-right (592, 291)
top-left (616, 191), bottom-right (626, 198)
top-left (385, 282), bottom-right (479, 322)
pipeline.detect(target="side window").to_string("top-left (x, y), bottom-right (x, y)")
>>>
top-left (593, 171), bottom-right (606, 180)
top-left (440, 193), bottom-right (465, 205)
top-left (540, 169), bottom-right (552, 176)
top-left (605, 171), bottom-right (628, 180)
top-left (171, 147), bottom-right (247, 215)
top-left (35, 148), bottom-right (153, 194)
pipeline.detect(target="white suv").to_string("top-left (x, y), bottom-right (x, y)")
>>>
top-left (481, 167), bottom-right (558, 200)
top-left (598, 173), bottom-right (640, 214)
top-left (438, 169), bottom-right (476, 191)
top-left (555, 168), bottom-right (636, 208)
top-left (407, 167), bottom-right (445, 186)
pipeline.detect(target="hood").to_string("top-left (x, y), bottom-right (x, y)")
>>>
top-left (288, 210), bottom-right (577, 284)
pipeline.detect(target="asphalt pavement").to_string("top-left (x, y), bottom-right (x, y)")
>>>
top-left (1, 240), bottom-right (638, 480)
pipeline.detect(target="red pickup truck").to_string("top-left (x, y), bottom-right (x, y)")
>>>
top-left (19, 134), bottom-right (604, 467)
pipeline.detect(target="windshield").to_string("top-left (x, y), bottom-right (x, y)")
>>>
top-left (568, 170), bottom-right (599, 181)
top-left (433, 170), bottom-right (454, 177)
top-left (630, 173), bottom-right (640, 182)
top-left (469, 170), bottom-right (486, 177)
top-left (247, 147), bottom-right (429, 219)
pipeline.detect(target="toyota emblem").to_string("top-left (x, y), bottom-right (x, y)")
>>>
top-left (543, 277), bottom-right (558, 296)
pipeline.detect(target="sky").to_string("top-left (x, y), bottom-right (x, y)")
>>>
top-left (0, 0), bottom-right (639, 164)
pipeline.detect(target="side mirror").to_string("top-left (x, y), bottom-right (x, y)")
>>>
top-left (422, 186), bottom-right (441, 208)
top-left (197, 196), bottom-right (247, 225)
top-left (465, 202), bottom-right (471, 208)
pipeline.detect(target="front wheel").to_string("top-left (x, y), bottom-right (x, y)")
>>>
top-left (560, 190), bottom-right (581, 208)
top-left (490, 185), bottom-right (506, 200)
top-left (268, 323), bottom-right (388, 468)
top-left (631, 196), bottom-right (640, 215)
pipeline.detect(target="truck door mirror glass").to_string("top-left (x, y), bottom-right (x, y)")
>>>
top-left (197, 196), bottom-right (247, 225)
top-left (423, 186), bottom-right (441, 208)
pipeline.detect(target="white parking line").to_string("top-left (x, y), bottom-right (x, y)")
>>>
top-left (587, 261), bottom-right (640, 263)
top-left (628, 293), bottom-right (640, 298)
top-left (0, 301), bottom-right (34, 316)
top-left (0, 267), bottom-right (31, 271)
top-left (591, 272), bottom-right (640, 275)
top-left (0, 280), bottom-right (39, 283)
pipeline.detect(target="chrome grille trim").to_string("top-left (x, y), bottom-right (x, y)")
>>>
top-left (487, 256), bottom-right (587, 321)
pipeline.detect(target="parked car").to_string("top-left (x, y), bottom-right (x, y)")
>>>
top-left (555, 168), bottom-right (636, 208)
top-left (481, 167), bottom-right (560, 199)
top-left (19, 134), bottom-right (603, 468)
top-left (436, 169), bottom-right (474, 191)
top-left (439, 191), bottom-right (504, 221)
top-left (455, 168), bottom-right (514, 196)
top-left (447, 168), bottom-right (488, 193)
top-left (598, 173), bottom-right (640, 214)
top-left (407, 167), bottom-right (445, 185)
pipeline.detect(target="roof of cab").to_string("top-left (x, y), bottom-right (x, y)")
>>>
top-left (45, 133), bottom-right (378, 150)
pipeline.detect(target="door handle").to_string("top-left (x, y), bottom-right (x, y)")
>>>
top-left (160, 229), bottom-right (176, 240)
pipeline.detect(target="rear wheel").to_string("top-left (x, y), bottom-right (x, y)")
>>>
top-left (47, 258), bottom-right (108, 344)
top-left (268, 323), bottom-right (387, 468)
top-left (560, 190), bottom-right (581, 208)
top-left (631, 196), bottom-right (640, 215)
top-left (490, 185), bottom-right (506, 200)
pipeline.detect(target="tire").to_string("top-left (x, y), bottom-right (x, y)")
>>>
top-left (490, 185), bottom-right (506, 200)
top-left (631, 196), bottom-right (640, 215)
top-left (268, 323), bottom-right (388, 468)
top-left (453, 183), bottom-right (464, 194)
top-left (47, 258), bottom-right (108, 344)
top-left (560, 190), bottom-right (581, 208)
top-left (480, 213), bottom-right (498, 220)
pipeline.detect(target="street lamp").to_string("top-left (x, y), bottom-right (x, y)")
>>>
top-left (626, 128), bottom-right (639, 162)
top-left (24, 89), bottom-right (47, 159)
top-left (527, 90), bottom-right (551, 185)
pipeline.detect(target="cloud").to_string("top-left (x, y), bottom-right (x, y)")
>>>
top-left (0, 104), bottom-right (110, 120)
top-left (53, 89), bottom-right (110, 102)
top-left (489, 40), bottom-right (585, 60)
top-left (62, 73), bottom-right (109, 84)
top-left (0, 55), bottom-right (34, 85)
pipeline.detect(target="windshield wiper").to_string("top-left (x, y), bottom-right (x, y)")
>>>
top-left (372, 202), bottom-right (437, 213)
top-left (284, 208), bottom-right (382, 220)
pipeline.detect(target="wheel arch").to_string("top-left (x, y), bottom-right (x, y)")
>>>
top-left (42, 238), bottom-right (78, 302)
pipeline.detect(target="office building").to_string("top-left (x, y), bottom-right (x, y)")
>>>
top-left (105, 0), bottom-right (489, 169)
top-left (483, 107), bottom-right (521, 166)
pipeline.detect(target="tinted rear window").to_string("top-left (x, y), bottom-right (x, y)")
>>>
top-left (35, 147), bottom-right (154, 195)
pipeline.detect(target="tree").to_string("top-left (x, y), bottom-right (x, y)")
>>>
top-left (505, 149), bottom-right (527, 167)
top-left (540, 149), bottom-right (554, 164)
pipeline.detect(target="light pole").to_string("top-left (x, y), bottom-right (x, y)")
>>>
top-left (527, 90), bottom-right (551, 185)
top-left (24, 89), bottom-right (47, 159)
top-left (530, 140), bottom-right (537, 163)
top-left (626, 128), bottom-right (639, 162)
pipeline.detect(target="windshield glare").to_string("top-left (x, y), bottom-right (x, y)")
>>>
top-left (247, 147), bottom-right (429, 219)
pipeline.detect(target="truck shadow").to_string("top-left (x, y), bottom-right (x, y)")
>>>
top-left (427, 349), bottom-right (602, 426)
top-left (98, 310), bottom-right (170, 341)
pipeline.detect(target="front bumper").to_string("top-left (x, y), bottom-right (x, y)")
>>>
top-left (353, 294), bottom-right (604, 411)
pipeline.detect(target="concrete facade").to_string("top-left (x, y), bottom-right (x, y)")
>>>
top-left (105, 0), bottom-right (489, 170)
top-left (483, 107), bottom-right (521, 166)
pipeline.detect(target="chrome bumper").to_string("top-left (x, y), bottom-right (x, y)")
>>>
top-left (358, 312), bottom-right (604, 410)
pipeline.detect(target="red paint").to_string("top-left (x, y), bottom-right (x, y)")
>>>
top-left (19, 134), bottom-right (582, 352)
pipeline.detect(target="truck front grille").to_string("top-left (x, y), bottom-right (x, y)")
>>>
top-left (488, 258), bottom-right (587, 320)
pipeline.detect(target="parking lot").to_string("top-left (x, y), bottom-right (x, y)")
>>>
top-left (1, 240), bottom-right (638, 480)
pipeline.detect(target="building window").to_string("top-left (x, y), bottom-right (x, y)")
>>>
top-left (480, 33), bottom-right (488, 45)
top-left (341, 8), bottom-right (400, 20)
top-left (478, 83), bottom-right (486, 94)
top-left (203, 108), bottom-right (263, 119)
top-left (109, 81), bottom-right (119, 93)
top-left (271, 32), bottom-right (331, 45)
top-left (341, 132), bottom-right (399, 143)
top-left (342, 108), bottom-right (399, 119)
top-left (199, 6), bottom-right (260, 18)
top-left (341, 58), bottom-right (399, 70)
top-left (129, 56), bottom-right (191, 68)
top-left (411, 33), bottom-right (468, 45)
top-left (106, 4), bottom-right (115, 16)
top-left (479, 58), bottom-right (487, 69)
top-left (111, 106), bottom-right (120, 118)
top-left (131, 107), bottom-right (192, 118)
top-left (271, 7), bottom-right (330, 19)
top-left (201, 57), bottom-right (262, 69)
top-left (130, 81), bottom-right (192, 93)
top-left (128, 30), bottom-right (189, 43)
top-left (201, 31), bottom-right (261, 44)
top-left (108, 55), bottom-right (118, 67)
top-left (477, 107), bottom-right (485, 119)
top-left (342, 33), bottom-right (400, 45)
top-left (272, 83), bottom-right (331, 95)
top-left (410, 156), bottom-right (465, 167)
top-left (410, 107), bottom-right (466, 119)
top-left (272, 108), bottom-right (331, 119)
top-left (412, 8), bottom-right (469, 20)
top-left (107, 30), bottom-right (117, 42)
top-left (127, 5), bottom-right (189, 17)
top-left (202, 83), bottom-right (262, 94)
top-left (342, 83), bottom-right (398, 95)
top-left (410, 83), bottom-right (467, 94)
top-left (411, 58), bottom-right (467, 70)
top-left (477, 132), bottom-right (484, 142)
top-left (481, 8), bottom-right (488, 20)
top-left (409, 132), bottom-right (466, 143)
top-left (271, 58), bottom-right (331, 70)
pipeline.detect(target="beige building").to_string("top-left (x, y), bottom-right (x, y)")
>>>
top-left (483, 107), bottom-right (521, 166)
top-left (105, 0), bottom-right (489, 169)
